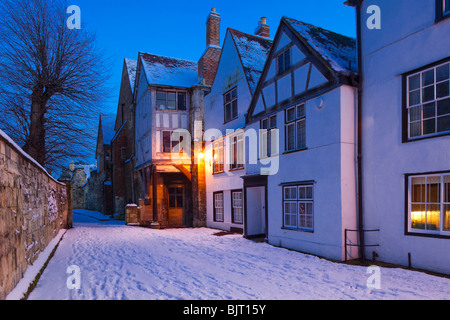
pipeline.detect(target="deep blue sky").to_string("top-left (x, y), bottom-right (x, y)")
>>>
top-left (70, 0), bottom-right (356, 115)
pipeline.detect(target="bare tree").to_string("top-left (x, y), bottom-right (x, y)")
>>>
top-left (0, 0), bottom-right (111, 173)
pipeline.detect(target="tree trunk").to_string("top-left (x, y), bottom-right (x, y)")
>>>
top-left (24, 96), bottom-right (47, 166)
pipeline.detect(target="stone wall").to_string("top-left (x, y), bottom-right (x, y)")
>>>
top-left (0, 130), bottom-right (70, 300)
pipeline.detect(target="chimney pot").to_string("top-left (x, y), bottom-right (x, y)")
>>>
top-left (255, 17), bottom-right (270, 38)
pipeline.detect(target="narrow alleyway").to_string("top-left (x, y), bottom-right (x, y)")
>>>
top-left (26, 210), bottom-right (450, 300)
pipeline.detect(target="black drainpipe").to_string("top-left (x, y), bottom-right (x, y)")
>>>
top-left (355, 2), bottom-right (365, 263)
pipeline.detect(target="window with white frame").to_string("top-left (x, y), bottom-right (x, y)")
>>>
top-left (231, 190), bottom-right (243, 224)
top-left (156, 91), bottom-right (187, 110)
top-left (406, 61), bottom-right (450, 139)
top-left (212, 139), bottom-right (224, 174)
top-left (285, 104), bottom-right (306, 152)
top-left (229, 133), bottom-right (244, 170)
top-left (224, 87), bottom-right (238, 123)
top-left (283, 184), bottom-right (314, 231)
top-left (277, 47), bottom-right (291, 75)
top-left (445, 0), bottom-right (450, 14)
top-left (408, 173), bottom-right (450, 235)
top-left (260, 115), bottom-right (278, 158)
top-left (437, 0), bottom-right (450, 20)
top-left (214, 192), bottom-right (224, 222)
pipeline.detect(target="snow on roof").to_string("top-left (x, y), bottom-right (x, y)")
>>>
top-left (100, 114), bottom-right (116, 145)
top-left (283, 17), bottom-right (357, 74)
top-left (139, 52), bottom-right (198, 88)
top-left (229, 29), bottom-right (272, 95)
top-left (125, 58), bottom-right (137, 93)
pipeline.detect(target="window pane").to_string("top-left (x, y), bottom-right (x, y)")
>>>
top-left (284, 187), bottom-right (297, 200)
top-left (231, 88), bottom-right (237, 99)
top-left (177, 195), bottom-right (183, 208)
top-left (427, 176), bottom-right (441, 203)
top-left (409, 106), bottom-right (422, 122)
top-left (411, 203), bottom-right (426, 229)
top-left (278, 54), bottom-right (285, 74)
top-left (409, 90), bottom-right (421, 106)
top-left (422, 86), bottom-right (435, 102)
top-left (412, 177), bottom-right (426, 202)
top-left (445, 175), bottom-right (450, 202)
top-left (232, 100), bottom-right (238, 118)
top-left (225, 103), bottom-right (231, 122)
top-left (408, 74), bottom-right (421, 91)
top-left (163, 131), bottom-right (171, 153)
top-left (305, 186), bottom-right (313, 199)
top-left (287, 123), bottom-right (295, 151)
top-left (261, 119), bottom-right (268, 130)
top-left (423, 102), bottom-right (436, 119)
top-left (437, 63), bottom-right (449, 82)
top-left (297, 104), bottom-right (305, 118)
top-left (298, 187), bottom-right (306, 200)
top-left (167, 92), bottom-right (176, 110)
top-left (270, 115), bottom-right (277, 128)
top-left (169, 195), bottom-right (176, 208)
top-left (286, 108), bottom-right (296, 122)
top-left (296, 119), bottom-right (306, 150)
top-left (427, 204), bottom-right (441, 230)
top-left (437, 115), bottom-right (450, 133)
top-left (423, 118), bottom-right (436, 135)
top-left (444, 204), bottom-right (450, 231)
top-left (157, 92), bottom-right (166, 109)
top-left (410, 122), bottom-right (422, 137)
top-left (284, 49), bottom-right (291, 70)
top-left (437, 81), bottom-right (450, 99)
top-left (437, 98), bottom-right (450, 116)
top-left (422, 69), bottom-right (435, 87)
top-left (178, 93), bottom-right (186, 110)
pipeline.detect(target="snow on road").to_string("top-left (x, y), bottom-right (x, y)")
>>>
top-left (27, 210), bottom-right (450, 300)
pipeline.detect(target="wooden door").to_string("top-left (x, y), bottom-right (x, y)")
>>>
top-left (168, 185), bottom-right (184, 226)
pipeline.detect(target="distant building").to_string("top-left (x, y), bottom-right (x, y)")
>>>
top-left (58, 161), bottom-right (96, 209)
top-left (83, 114), bottom-right (115, 215)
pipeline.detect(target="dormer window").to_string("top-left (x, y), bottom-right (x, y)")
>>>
top-left (277, 47), bottom-right (291, 75)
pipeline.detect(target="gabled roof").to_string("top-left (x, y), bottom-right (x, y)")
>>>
top-left (124, 58), bottom-right (137, 93)
top-left (228, 29), bottom-right (273, 95)
top-left (283, 17), bottom-right (357, 74)
top-left (139, 52), bottom-right (198, 88)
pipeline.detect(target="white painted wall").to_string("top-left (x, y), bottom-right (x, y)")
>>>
top-left (204, 31), bottom-right (254, 232)
top-left (360, 0), bottom-right (450, 274)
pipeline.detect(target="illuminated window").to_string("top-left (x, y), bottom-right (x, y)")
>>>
top-left (408, 173), bottom-right (450, 235)
top-left (212, 139), bottom-right (224, 174)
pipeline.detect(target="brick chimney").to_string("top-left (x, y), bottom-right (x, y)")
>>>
top-left (255, 17), bottom-right (270, 38)
top-left (198, 8), bottom-right (222, 86)
top-left (206, 8), bottom-right (221, 47)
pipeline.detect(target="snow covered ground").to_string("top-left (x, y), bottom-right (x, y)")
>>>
top-left (22, 210), bottom-right (450, 300)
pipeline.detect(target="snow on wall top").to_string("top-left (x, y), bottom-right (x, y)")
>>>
top-left (100, 114), bottom-right (116, 145)
top-left (139, 52), bottom-right (198, 88)
top-left (284, 17), bottom-right (357, 74)
top-left (0, 129), bottom-right (64, 185)
top-left (229, 29), bottom-right (273, 95)
top-left (125, 58), bottom-right (137, 93)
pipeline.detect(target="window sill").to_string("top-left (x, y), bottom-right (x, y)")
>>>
top-left (228, 167), bottom-right (245, 172)
top-left (212, 171), bottom-right (225, 176)
top-left (404, 130), bottom-right (450, 143)
top-left (405, 230), bottom-right (450, 239)
top-left (282, 227), bottom-right (314, 234)
top-left (223, 117), bottom-right (239, 125)
top-left (282, 147), bottom-right (308, 155)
